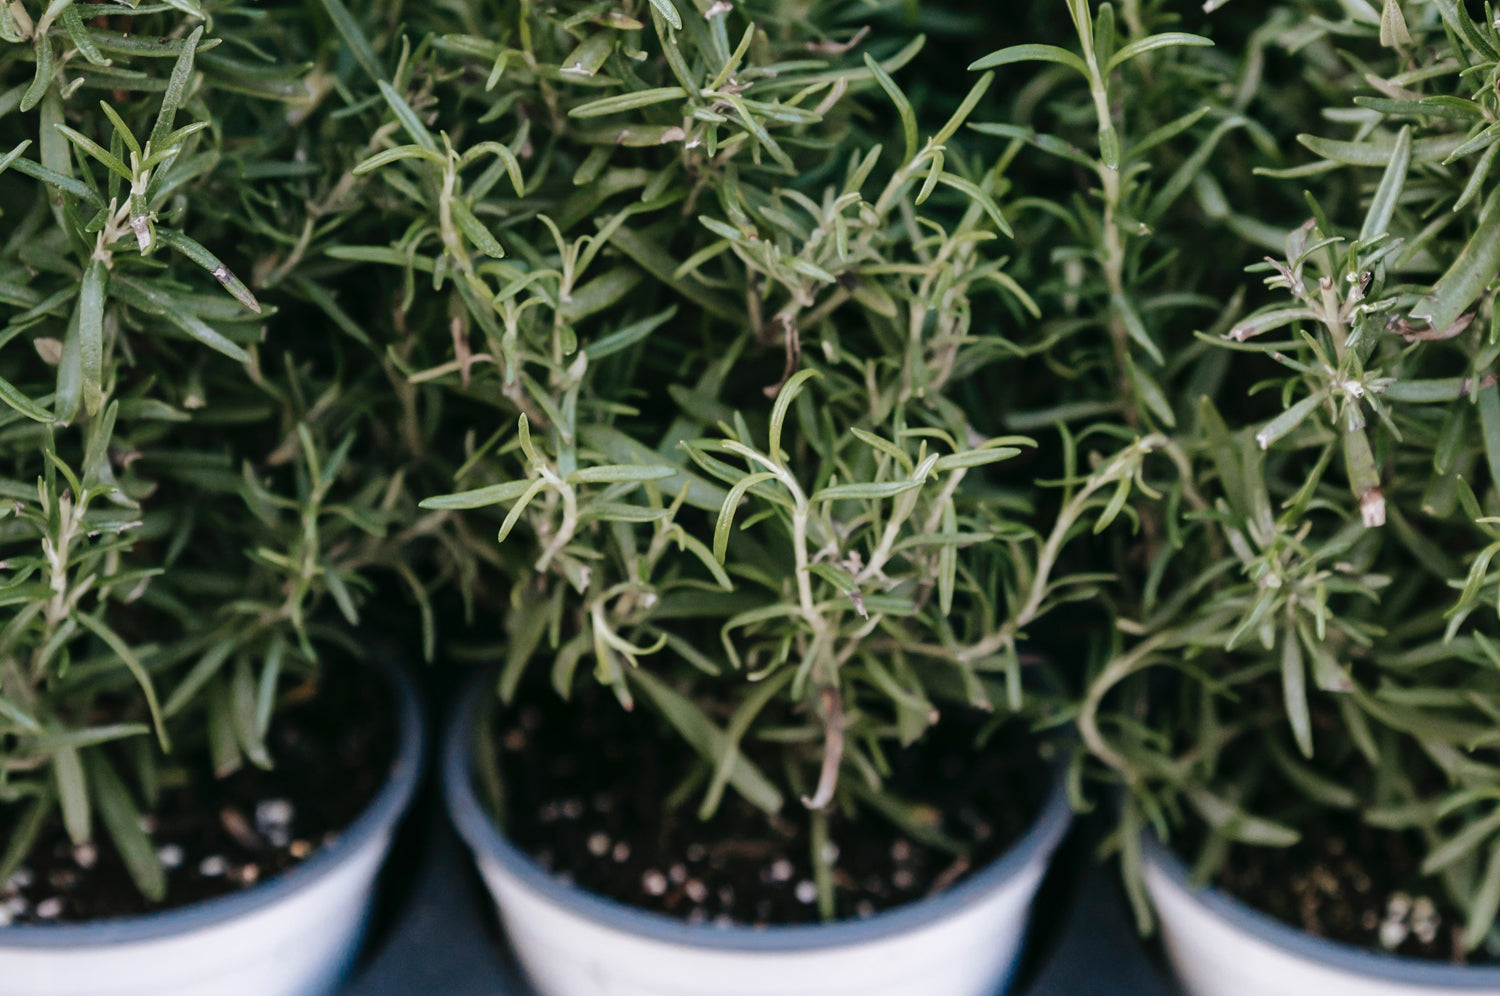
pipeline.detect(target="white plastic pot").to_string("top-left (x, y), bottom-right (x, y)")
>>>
top-left (443, 671), bottom-right (1072, 996)
top-left (1143, 835), bottom-right (1500, 996)
top-left (0, 651), bottom-right (425, 996)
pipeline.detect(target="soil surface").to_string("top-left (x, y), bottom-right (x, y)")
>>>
top-left (1191, 811), bottom-right (1496, 964)
top-left (1, 661), bottom-right (395, 925)
top-left (488, 681), bottom-right (1045, 926)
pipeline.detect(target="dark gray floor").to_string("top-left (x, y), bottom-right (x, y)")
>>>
top-left (1021, 862), bottom-right (1180, 996)
top-left (344, 818), bottom-right (513, 995)
top-left (343, 815), bottom-right (1180, 996)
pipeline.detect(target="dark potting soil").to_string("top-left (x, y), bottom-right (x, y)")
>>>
top-left (488, 682), bottom-right (1045, 927)
top-left (1187, 811), bottom-right (1495, 964)
top-left (1, 661), bottom-right (395, 925)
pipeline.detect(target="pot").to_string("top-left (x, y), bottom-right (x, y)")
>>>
top-left (0, 650), bottom-right (425, 996)
top-left (1142, 835), bottom-right (1500, 996)
top-left (443, 669), bottom-right (1071, 996)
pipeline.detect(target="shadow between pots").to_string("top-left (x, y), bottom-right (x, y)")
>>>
top-left (1018, 853), bottom-right (1183, 996)
top-left (342, 805), bottom-right (516, 995)
top-left (341, 653), bottom-right (518, 996)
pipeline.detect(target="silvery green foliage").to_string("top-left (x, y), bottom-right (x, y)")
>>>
top-left (0, 3), bottom-right (470, 899)
top-left (405, 0), bottom-right (1110, 917)
top-left (0, 0), bottom-right (1092, 914)
top-left (13, 0), bottom-right (1500, 937)
top-left (1040, 0), bottom-right (1500, 952)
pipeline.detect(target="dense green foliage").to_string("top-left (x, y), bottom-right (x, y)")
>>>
top-left (6, 0), bottom-right (1500, 952)
top-left (402, 1), bottom-right (1101, 919)
top-left (0, 2), bottom-right (474, 898)
top-left (1056, 0), bottom-right (1500, 954)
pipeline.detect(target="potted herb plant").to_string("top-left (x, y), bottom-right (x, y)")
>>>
top-left (1050, 0), bottom-right (1500, 992)
top-left (351, 0), bottom-right (1163, 992)
top-left (0, 5), bottom-right (428, 994)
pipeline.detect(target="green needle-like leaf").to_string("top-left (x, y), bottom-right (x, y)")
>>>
top-left (79, 259), bottom-right (105, 416)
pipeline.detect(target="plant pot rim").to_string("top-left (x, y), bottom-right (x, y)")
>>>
top-left (0, 645), bottom-right (425, 949)
top-left (1143, 832), bottom-right (1500, 986)
top-left (443, 664), bottom-right (1071, 953)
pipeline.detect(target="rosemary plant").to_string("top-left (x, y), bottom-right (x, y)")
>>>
top-left (0, 2), bottom-right (469, 903)
top-left (1031, 0), bottom-right (1500, 955)
top-left (19, 0), bottom-right (1500, 946)
top-left (398, 0), bottom-right (1120, 916)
